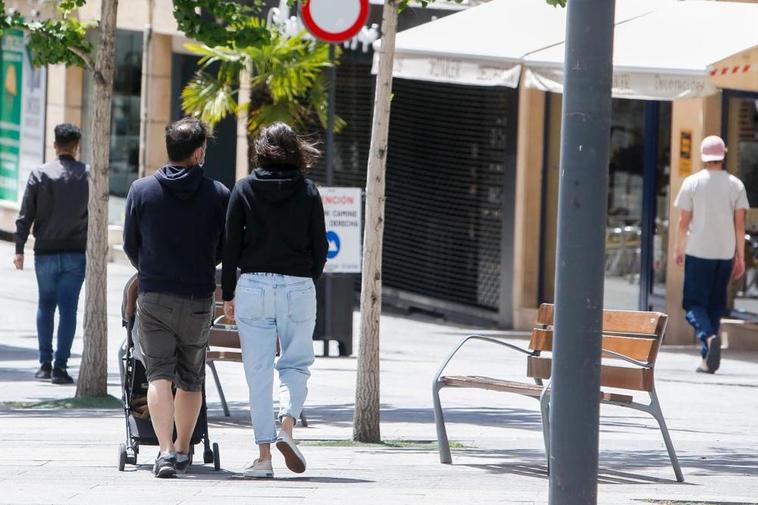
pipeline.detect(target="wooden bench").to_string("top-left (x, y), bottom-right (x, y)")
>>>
top-left (432, 303), bottom-right (683, 482)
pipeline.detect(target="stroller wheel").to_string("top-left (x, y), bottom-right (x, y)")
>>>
top-left (118, 443), bottom-right (127, 471)
top-left (203, 447), bottom-right (213, 464)
top-left (213, 443), bottom-right (221, 471)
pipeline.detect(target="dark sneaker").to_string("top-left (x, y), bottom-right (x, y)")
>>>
top-left (34, 363), bottom-right (52, 380)
top-left (51, 368), bottom-right (74, 385)
top-left (153, 453), bottom-right (177, 478)
top-left (705, 335), bottom-right (722, 373)
top-left (175, 452), bottom-right (190, 474)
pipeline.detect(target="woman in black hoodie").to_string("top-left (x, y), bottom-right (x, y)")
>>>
top-left (222, 123), bottom-right (328, 478)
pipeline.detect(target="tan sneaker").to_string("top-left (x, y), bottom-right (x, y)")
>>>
top-left (276, 432), bottom-right (306, 473)
top-left (243, 458), bottom-right (273, 479)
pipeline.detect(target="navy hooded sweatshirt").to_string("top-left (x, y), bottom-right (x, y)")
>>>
top-left (123, 165), bottom-right (230, 298)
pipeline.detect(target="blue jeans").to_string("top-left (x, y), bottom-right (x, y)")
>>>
top-left (235, 273), bottom-right (316, 445)
top-left (683, 255), bottom-right (733, 358)
top-left (34, 253), bottom-right (86, 369)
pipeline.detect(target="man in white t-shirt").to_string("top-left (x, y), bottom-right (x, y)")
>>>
top-left (674, 135), bottom-right (749, 374)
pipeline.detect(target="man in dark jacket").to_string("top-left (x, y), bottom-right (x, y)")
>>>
top-left (14, 123), bottom-right (87, 385)
top-left (123, 117), bottom-right (229, 478)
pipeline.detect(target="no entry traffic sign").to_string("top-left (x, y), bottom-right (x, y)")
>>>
top-left (301, 0), bottom-right (370, 43)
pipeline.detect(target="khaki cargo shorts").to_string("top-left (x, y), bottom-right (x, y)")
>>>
top-left (136, 292), bottom-right (213, 392)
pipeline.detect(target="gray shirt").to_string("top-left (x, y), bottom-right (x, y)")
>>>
top-left (674, 168), bottom-right (749, 260)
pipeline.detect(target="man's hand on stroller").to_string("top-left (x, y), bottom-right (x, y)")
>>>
top-left (223, 300), bottom-right (235, 323)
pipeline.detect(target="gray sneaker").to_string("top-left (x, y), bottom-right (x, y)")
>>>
top-left (153, 452), bottom-right (177, 478)
top-left (175, 452), bottom-right (190, 474)
top-left (276, 432), bottom-right (306, 473)
top-left (243, 458), bottom-right (273, 479)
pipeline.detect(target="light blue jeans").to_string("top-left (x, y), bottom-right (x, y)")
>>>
top-left (235, 273), bottom-right (316, 445)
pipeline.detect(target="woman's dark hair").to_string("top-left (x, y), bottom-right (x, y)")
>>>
top-left (252, 122), bottom-right (320, 172)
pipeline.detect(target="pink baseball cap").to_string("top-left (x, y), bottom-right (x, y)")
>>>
top-left (701, 135), bottom-right (727, 162)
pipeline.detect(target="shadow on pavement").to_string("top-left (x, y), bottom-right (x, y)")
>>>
top-left (0, 344), bottom-right (45, 362)
top-left (455, 447), bottom-right (758, 483)
top-left (125, 464), bottom-right (373, 483)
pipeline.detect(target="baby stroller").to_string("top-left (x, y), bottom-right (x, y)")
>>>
top-left (117, 273), bottom-right (220, 471)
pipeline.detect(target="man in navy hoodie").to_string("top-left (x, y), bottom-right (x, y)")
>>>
top-left (123, 117), bottom-right (230, 478)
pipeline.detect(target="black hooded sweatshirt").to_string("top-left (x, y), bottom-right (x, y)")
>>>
top-left (123, 165), bottom-right (230, 298)
top-left (221, 166), bottom-right (328, 301)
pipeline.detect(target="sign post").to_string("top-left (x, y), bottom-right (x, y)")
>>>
top-left (300, 1), bottom-right (369, 357)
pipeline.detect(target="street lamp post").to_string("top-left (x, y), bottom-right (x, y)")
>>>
top-left (549, 0), bottom-right (616, 504)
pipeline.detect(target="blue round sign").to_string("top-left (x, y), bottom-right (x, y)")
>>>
top-left (326, 230), bottom-right (341, 259)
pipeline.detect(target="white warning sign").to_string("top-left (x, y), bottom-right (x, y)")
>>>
top-left (321, 187), bottom-right (362, 274)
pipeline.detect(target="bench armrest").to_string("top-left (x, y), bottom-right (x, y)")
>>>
top-left (433, 335), bottom-right (535, 386)
top-left (601, 348), bottom-right (653, 368)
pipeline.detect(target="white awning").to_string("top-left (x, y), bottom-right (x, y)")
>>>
top-left (524, 1), bottom-right (758, 100)
top-left (380, 0), bottom-right (758, 100)
top-left (379, 0), bottom-right (669, 89)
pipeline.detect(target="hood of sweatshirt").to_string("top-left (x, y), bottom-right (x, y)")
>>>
top-left (249, 166), bottom-right (304, 203)
top-left (154, 165), bottom-right (205, 200)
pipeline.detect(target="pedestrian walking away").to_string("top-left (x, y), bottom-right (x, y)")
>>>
top-left (123, 117), bottom-right (230, 478)
top-left (674, 135), bottom-right (749, 374)
top-left (222, 122), bottom-right (328, 479)
top-left (14, 123), bottom-right (87, 385)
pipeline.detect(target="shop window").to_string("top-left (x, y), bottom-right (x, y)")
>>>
top-left (109, 31), bottom-right (143, 198)
top-left (726, 95), bottom-right (758, 315)
top-left (540, 95), bottom-right (672, 310)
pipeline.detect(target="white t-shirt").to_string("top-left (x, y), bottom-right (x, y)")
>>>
top-left (674, 169), bottom-right (750, 260)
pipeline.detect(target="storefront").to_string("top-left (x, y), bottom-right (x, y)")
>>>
top-left (386, 0), bottom-right (758, 343)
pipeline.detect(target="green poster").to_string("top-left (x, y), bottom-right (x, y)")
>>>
top-left (0, 30), bottom-right (23, 202)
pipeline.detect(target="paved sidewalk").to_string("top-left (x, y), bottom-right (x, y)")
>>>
top-left (1, 241), bottom-right (757, 504)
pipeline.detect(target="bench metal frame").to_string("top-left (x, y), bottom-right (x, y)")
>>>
top-left (432, 327), bottom-right (684, 482)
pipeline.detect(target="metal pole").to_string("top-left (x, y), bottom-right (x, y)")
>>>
top-left (326, 43), bottom-right (337, 186)
top-left (137, 0), bottom-right (154, 179)
top-left (323, 43), bottom-right (337, 356)
top-left (638, 101), bottom-right (660, 311)
top-left (549, 0), bottom-right (616, 504)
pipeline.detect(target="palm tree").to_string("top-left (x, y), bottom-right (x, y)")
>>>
top-left (180, 25), bottom-right (343, 171)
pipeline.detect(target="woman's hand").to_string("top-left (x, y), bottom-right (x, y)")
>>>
top-left (223, 300), bottom-right (235, 322)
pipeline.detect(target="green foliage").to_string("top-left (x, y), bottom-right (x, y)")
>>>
top-left (173, 0), bottom-right (270, 49)
top-left (181, 28), bottom-right (343, 140)
top-left (0, 0), bottom-right (93, 67)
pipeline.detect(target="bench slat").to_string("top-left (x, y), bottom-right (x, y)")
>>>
top-left (440, 375), bottom-right (633, 404)
top-left (537, 303), bottom-right (665, 335)
top-left (526, 356), bottom-right (654, 392)
top-left (208, 329), bottom-right (240, 349)
top-left (442, 376), bottom-right (543, 397)
top-left (207, 350), bottom-right (243, 362)
top-left (530, 328), bottom-right (658, 363)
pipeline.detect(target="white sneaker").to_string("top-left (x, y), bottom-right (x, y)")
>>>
top-left (243, 458), bottom-right (274, 479)
top-left (276, 432), bottom-right (306, 473)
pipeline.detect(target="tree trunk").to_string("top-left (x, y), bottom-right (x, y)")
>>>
top-left (235, 62), bottom-right (251, 180)
top-left (353, 0), bottom-right (399, 443)
top-left (76, 0), bottom-right (118, 399)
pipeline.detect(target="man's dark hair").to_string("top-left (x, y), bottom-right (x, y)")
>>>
top-left (54, 123), bottom-right (81, 150)
top-left (253, 122), bottom-right (320, 172)
top-left (165, 116), bottom-right (210, 162)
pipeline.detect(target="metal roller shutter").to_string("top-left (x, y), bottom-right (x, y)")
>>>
top-left (383, 79), bottom-right (518, 311)
top-left (309, 56), bottom-right (518, 317)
